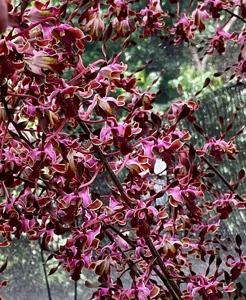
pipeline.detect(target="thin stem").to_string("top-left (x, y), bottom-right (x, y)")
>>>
top-left (74, 280), bottom-right (78, 300)
top-left (74, 218), bottom-right (79, 300)
top-left (11, 17), bottom-right (56, 39)
top-left (183, 141), bottom-right (244, 202)
top-left (201, 155), bottom-right (244, 202)
top-left (66, 1), bottom-right (84, 23)
top-left (7, 92), bottom-right (39, 102)
top-left (0, 92), bottom-right (33, 149)
top-left (144, 236), bottom-right (182, 300)
top-left (118, 258), bottom-right (144, 279)
top-left (82, 118), bottom-right (107, 124)
top-left (0, 87), bottom-right (32, 147)
top-left (185, 0), bottom-right (194, 15)
top-left (109, 225), bottom-right (182, 300)
top-left (223, 9), bottom-right (246, 24)
top-left (78, 120), bottom-right (134, 207)
top-left (105, 229), bottom-right (141, 277)
top-left (39, 239), bottom-right (52, 300)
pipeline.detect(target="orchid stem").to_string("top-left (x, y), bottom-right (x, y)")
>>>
top-left (79, 120), bottom-right (183, 300)
top-left (39, 239), bottom-right (52, 300)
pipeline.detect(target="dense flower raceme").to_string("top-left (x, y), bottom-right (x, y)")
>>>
top-left (0, 1), bottom-right (245, 299)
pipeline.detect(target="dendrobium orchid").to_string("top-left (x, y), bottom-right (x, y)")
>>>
top-left (0, 1), bottom-right (245, 299)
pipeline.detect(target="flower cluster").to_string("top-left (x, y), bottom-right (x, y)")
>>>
top-left (0, 1), bottom-right (245, 299)
top-left (170, 0), bottom-right (246, 77)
